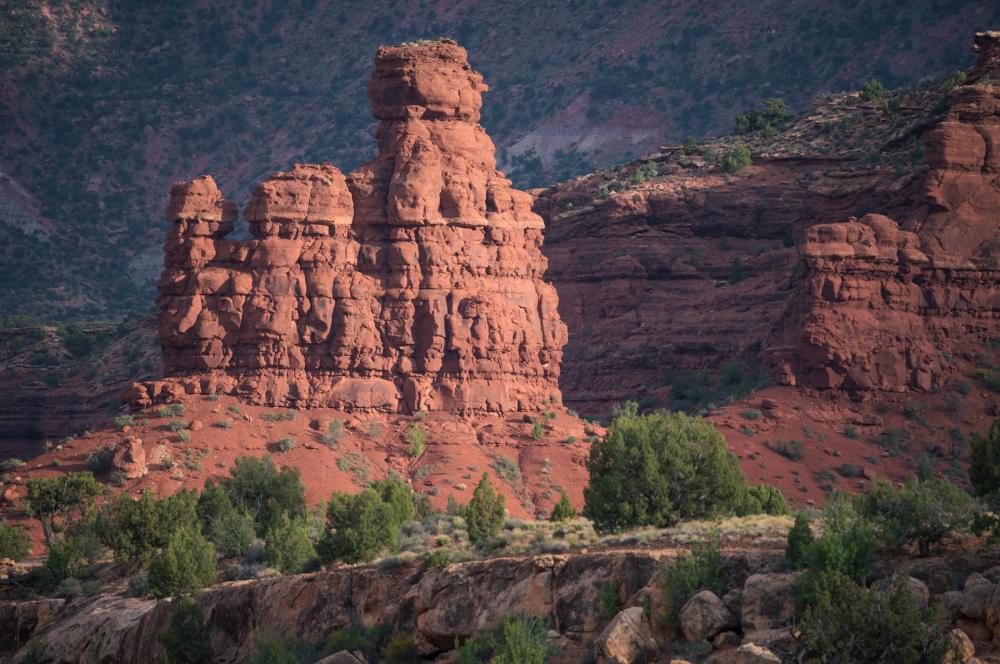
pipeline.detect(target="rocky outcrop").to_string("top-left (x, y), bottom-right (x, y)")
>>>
top-left (594, 606), bottom-right (657, 664)
top-left (679, 590), bottom-right (738, 642)
top-left (132, 40), bottom-right (567, 414)
top-left (767, 34), bottom-right (1000, 393)
top-left (110, 437), bottom-right (147, 479)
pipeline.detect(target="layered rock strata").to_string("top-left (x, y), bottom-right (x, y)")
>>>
top-left (767, 32), bottom-right (1000, 393)
top-left (132, 40), bottom-right (567, 413)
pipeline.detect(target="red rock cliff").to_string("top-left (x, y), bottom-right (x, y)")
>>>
top-left (134, 40), bottom-right (567, 413)
top-left (766, 32), bottom-right (1000, 393)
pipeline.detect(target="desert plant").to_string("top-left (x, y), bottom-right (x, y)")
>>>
top-left (264, 513), bottom-right (315, 574)
top-left (317, 489), bottom-right (398, 564)
top-left (95, 489), bottom-right (199, 565)
top-left (860, 78), bottom-right (886, 101)
top-left (584, 409), bottom-right (748, 533)
top-left (549, 490), bottom-right (576, 522)
top-left (114, 414), bottom-right (135, 430)
top-left (786, 511), bottom-right (814, 566)
top-left (161, 595), bottom-right (214, 664)
top-left (148, 525), bottom-right (216, 598)
top-left (856, 478), bottom-right (975, 555)
top-left (24, 472), bottom-right (103, 545)
top-left (407, 425), bottom-right (427, 458)
top-left (0, 522), bottom-right (31, 560)
top-left (276, 437), bottom-right (295, 453)
top-left (466, 473), bottom-right (505, 543)
top-left (720, 145), bottom-right (752, 173)
top-left (221, 456), bottom-right (307, 534)
top-left (455, 614), bottom-right (551, 664)
top-left (659, 535), bottom-right (728, 627)
top-left (490, 455), bottom-right (521, 481)
top-left (321, 421), bottom-right (343, 448)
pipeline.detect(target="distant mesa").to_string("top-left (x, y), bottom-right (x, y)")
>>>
top-left (131, 40), bottom-right (568, 414)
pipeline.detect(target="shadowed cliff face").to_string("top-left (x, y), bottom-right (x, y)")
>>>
top-left (134, 40), bottom-right (568, 415)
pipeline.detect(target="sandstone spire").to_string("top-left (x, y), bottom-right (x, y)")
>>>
top-left (137, 39), bottom-right (567, 414)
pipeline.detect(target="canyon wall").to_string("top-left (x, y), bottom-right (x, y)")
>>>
top-left (132, 40), bottom-right (567, 414)
top-left (767, 31), bottom-right (1000, 394)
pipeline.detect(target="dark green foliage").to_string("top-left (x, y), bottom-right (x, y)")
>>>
top-left (728, 257), bottom-right (749, 284)
top-left (682, 137), bottom-right (699, 155)
top-left (665, 360), bottom-right (771, 414)
top-left (767, 438), bottom-right (804, 460)
top-left (455, 614), bottom-right (552, 664)
top-left (734, 98), bottom-right (789, 136)
top-left (786, 512), bottom-right (814, 567)
top-left (659, 536), bottom-right (728, 628)
top-left (197, 480), bottom-right (256, 557)
top-left (95, 489), bottom-right (198, 565)
top-left (160, 596), bottom-right (214, 664)
top-left (584, 409), bottom-right (747, 533)
top-left (24, 472), bottom-right (103, 545)
top-left (221, 456), bottom-right (307, 534)
top-left (549, 489), bottom-right (576, 522)
top-left (599, 580), bottom-right (620, 618)
top-left (148, 525), bottom-right (216, 598)
top-left (161, 596), bottom-right (214, 664)
top-left (860, 79), bottom-right (886, 101)
top-left (970, 418), bottom-right (1000, 503)
top-left (381, 634), bottom-right (421, 664)
top-left (856, 478), bottom-right (975, 555)
top-left (85, 446), bottom-right (113, 474)
top-left (324, 622), bottom-right (392, 661)
top-left (247, 633), bottom-right (318, 664)
top-left (42, 537), bottom-right (83, 584)
top-left (264, 513), bottom-right (315, 574)
top-left (720, 145), bottom-right (752, 173)
top-left (317, 489), bottom-right (397, 564)
top-left (796, 571), bottom-right (949, 664)
top-left (466, 473), bottom-right (506, 543)
top-left (370, 475), bottom-right (415, 526)
top-left (737, 483), bottom-right (789, 516)
top-left (0, 522), bottom-right (31, 560)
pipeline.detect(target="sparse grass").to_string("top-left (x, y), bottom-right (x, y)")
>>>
top-left (1, 458), bottom-right (25, 471)
top-left (174, 431), bottom-right (191, 443)
top-left (276, 437), bottom-right (295, 453)
top-left (156, 403), bottom-right (184, 418)
top-left (337, 452), bottom-right (371, 485)
top-left (491, 455), bottom-right (521, 482)
top-left (228, 405), bottom-right (242, 416)
top-left (842, 425), bottom-right (860, 440)
top-left (205, 393), bottom-right (220, 402)
top-left (114, 414), bottom-right (135, 430)
top-left (740, 409), bottom-right (761, 420)
top-left (165, 419), bottom-right (187, 433)
top-left (321, 421), bottom-right (343, 449)
top-left (262, 410), bottom-right (297, 423)
top-left (216, 419), bottom-right (233, 430)
top-left (531, 421), bottom-right (545, 440)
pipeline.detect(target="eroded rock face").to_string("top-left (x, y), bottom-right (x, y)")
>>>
top-left (134, 40), bottom-right (567, 414)
top-left (767, 33), bottom-right (1000, 394)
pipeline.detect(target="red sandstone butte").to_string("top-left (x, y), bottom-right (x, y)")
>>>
top-left (132, 40), bottom-right (568, 414)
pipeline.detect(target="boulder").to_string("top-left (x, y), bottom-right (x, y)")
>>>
top-left (313, 652), bottom-right (368, 664)
top-left (740, 573), bottom-right (799, 634)
top-left (679, 590), bottom-right (737, 642)
top-left (594, 607), bottom-right (657, 664)
top-left (945, 628), bottom-right (975, 664)
top-left (111, 437), bottom-right (147, 479)
top-left (707, 643), bottom-right (782, 664)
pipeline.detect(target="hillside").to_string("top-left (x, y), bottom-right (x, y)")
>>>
top-left (2, 0), bottom-right (999, 320)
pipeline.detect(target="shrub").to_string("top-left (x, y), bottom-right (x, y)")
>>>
top-left (747, 483), bottom-right (789, 515)
top-left (161, 596), bottom-right (214, 664)
top-left (43, 538), bottom-right (84, 585)
top-left (197, 480), bottom-right (256, 557)
top-left (491, 455), bottom-right (521, 481)
top-left (860, 79), bottom-right (886, 101)
top-left (24, 472), bottom-right (103, 545)
top-left (95, 489), bottom-right (199, 565)
top-left (317, 489), bottom-right (397, 564)
top-left (370, 475), bottom-right (415, 526)
top-left (856, 478), bottom-right (975, 555)
top-left (549, 490), bottom-right (576, 522)
top-left (276, 437), bottom-right (295, 453)
top-left (264, 514), bottom-right (315, 574)
top-left (786, 512), bottom-right (814, 566)
top-left (221, 456), bottom-right (307, 534)
top-left (720, 145), bottom-right (752, 173)
top-left (767, 439), bottom-right (804, 461)
top-left (970, 418), bottom-right (1000, 537)
top-left (842, 424), bottom-right (860, 439)
top-left (321, 421), bottom-right (342, 448)
top-left (407, 425), bottom-right (427, 458)
top-left (836, 463), bottom-right (865, 478)
top-left (0, 522), bottom-right (31, 560)
top-left (796, 571), bottom-right (949, 663)
top-left (795, 495), bottom-right (877, 607)
top-left (455, 614), bottom-right (552, 664)
top-left (599, 580), bottom-right (620, 618)
top-left (0, 457), bottom-right (24, 471)
top-left (174, 430), bottom-right (191, 443)
top-left (659, 536), bottom-right (728, 628)
top-left (530, 421), bottom-right (545, 440)
top-left (157, 403), bottom-right (185, 418)
top-left (584, 410), bottom-right (747, 533)
top-left (148, 525), bottom-right (216, 598)
top-left (741, 409), bottom-right (761, 420)
top-left (734, 98), bottom-right (789, 135)
top-left (86, 447), bottom-right (113, 474)
top-left (382, 633), bottom-right (420, 664)
top-left (466, 473), bottom-right (506, 543)
top-left (248, 634), bottom-right (316, 664)
top-left (324, 622), bottom-right (392, 661)
top-left (114, 414), bottom-right (135, 430)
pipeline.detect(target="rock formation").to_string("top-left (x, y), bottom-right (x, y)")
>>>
top-left (767, 32), bottom-right (1000, 393)
top-left (132, 40), bottom-right (567, 414)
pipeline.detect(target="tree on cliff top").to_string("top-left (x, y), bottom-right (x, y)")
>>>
top-left (583, 408), bottom-right (747, 534)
